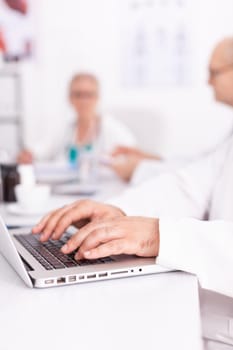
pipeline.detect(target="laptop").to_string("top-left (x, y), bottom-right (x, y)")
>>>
top-left (0, 216), bottom-right (171, 288)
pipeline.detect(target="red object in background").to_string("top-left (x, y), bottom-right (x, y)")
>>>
top-left (4, 0), bottom-right (28, 15)
top-left (0, 29), bottom-right (7, 53)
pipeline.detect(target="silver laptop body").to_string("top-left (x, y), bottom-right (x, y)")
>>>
top-left (0, 216), bottom-right (171, 288)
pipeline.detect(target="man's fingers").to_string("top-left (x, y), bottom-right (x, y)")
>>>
top-left (33, 203), bottom-right (76, 234)
top-left (33, 200), bottom-right (87, 234)
top-left (32, 211), bottom-right (56, 234)
top-left (74, 226), bottom-right (122, 259)
top-left (38, 204), bottom-right (78, 241)
top-left (82, 239), bottom-right (126, 260)
top-left (51, 204), bottom-right (94, 241)
top-left (33, 200), bottom-right (95, 242)
top-left (33, 205), bottom-right (72, 241)
top-left (61, 220), bottom-right (122, 255)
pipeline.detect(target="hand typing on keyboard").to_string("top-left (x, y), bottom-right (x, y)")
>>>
top-left (15, 233), bottom-right (114, 270)
top-left (32, 200), bottom-right (160, 261)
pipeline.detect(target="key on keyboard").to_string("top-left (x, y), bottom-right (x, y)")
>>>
top-left (14, 234), bottom-right (114, 270)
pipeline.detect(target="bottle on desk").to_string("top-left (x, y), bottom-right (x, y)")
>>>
top-left (0, 164), bottom-right (20, 203)
top-left (79, 144), bottom-right (98, 185)
top-left (68, 144), bottom-right (98, 185)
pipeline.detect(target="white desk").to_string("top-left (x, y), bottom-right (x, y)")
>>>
top-left (0, 256), bottom-right (203, 350)
top-left (0, 174), bottom-right (203, 350)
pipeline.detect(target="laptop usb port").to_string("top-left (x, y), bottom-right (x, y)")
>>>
top-left (45, 279), bottom-right (54, 285)
top-left (68, 276), bottom-right (77, 283)
top-left (87, 274), bottom-right (96, 279)
top-left (98, 273), bottom-right (108, 278)
top-left (57, 277), bottom-right (66, 284)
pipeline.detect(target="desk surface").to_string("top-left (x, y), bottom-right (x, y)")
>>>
top-left (0, 173), bottom-right (203, 350)
top-left (0, 255), bottom-right (202, 350)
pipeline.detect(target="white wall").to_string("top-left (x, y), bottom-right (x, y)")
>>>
top-left (21, 0), bottom-right (233, 158)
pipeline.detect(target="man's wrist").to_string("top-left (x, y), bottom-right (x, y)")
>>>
top-left (155, 218), bottom-right (160, 257)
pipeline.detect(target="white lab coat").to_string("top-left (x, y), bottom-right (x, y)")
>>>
top-left (31, 114), bottom-right (136, 161)
top-left (109, 135), bottom-right (233, 348)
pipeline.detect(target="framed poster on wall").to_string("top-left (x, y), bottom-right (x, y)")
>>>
top-left (119, 0), bottom-right (196, 87)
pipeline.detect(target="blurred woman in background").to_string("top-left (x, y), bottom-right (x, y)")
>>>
top-left (17, 73), bottom-right (136, 164)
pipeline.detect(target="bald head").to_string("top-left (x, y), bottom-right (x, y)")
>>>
top-left (209, 37), bottom-right (233, 107)
top-left (211, 37), bottom-right (233, 66)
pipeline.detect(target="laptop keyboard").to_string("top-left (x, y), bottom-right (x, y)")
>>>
top-left (14, 233), bottom-right (114, 270)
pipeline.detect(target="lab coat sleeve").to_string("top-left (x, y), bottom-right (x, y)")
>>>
top-left (158, 218), bottom-right (233, 298)
top-left (131, 158), bottom-right (190, 186)
top-left (109, 139), bottom-right (230, 219)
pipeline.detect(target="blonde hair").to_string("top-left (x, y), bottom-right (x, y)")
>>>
top-left (69, 73), bottom-right (99, 92)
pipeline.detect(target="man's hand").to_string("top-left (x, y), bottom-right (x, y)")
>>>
top-left (112, 146), bottom-right (161, 161)
top-left (111, 155), bottom-right (141, 181)
top-left (61, 216), bottom-right (159, 260)
top-left (111, 146), bottom-right (162, 181)
top-left (32, 200), bottom-right (125, 242)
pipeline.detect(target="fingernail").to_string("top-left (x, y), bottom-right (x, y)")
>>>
top-left (52, 233), bottom-right (56, 240)
top-left (40, 234), bottom-right (45, 241)
top-left (84, 251), bottom-right (91, 257)
top-left (61, 244), bottom-right (68, 253)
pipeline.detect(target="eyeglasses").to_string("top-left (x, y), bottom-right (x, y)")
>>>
top-left (70, 91), bottom-right (98, 99)
top-left (209, 63), bottom-right (233, 79)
